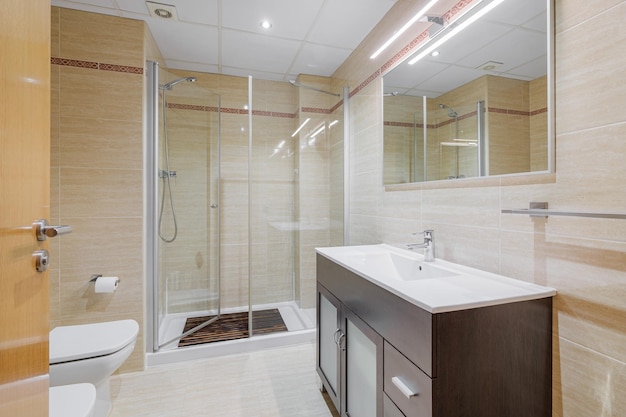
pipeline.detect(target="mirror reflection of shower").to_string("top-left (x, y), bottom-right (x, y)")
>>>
top-left (158, 76), bottom-right (197, 242)
top-left (438, 103), bottom-right (480, 179)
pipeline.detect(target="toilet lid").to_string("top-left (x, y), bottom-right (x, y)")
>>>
top-left (50, 383), bottom-right (96, 417)
top-left (50, 319), bottom-right (139, 364)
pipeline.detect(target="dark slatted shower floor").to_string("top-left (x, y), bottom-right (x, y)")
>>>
top-left (178, 309), bottom-right (288, 347)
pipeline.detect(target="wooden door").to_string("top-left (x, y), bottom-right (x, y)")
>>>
top-left (0, 0), bottom-right (51, 416)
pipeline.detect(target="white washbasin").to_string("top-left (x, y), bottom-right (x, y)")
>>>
top-left (316, 244), bottom-right (556, 313)
top-left (347, 251), bottom-right (458, 281)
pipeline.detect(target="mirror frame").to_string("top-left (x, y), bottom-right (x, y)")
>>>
top-left (382, 0), bottom-right (555, 187)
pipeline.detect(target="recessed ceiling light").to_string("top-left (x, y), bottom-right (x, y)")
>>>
top-left (260, 20), bottom-right (272, 29)
top-left (431, 51), bottom-right (440, 57)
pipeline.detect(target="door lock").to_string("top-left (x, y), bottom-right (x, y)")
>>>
top-left (33, 250), bottom-right (50, 272)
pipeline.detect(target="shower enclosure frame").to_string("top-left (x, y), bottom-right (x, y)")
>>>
top-left (145, 60), bottom-right (222, 353)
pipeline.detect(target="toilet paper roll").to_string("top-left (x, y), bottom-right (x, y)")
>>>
top-left (94, 276), bottom-right (119, 293)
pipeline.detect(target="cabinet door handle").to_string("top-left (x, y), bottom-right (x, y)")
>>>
top-left (333, 329), bottom-right (341, 345)
top-left (337, 332), bottom-right (346, 351)
top-left (391, 376), bottom-right (419, 399)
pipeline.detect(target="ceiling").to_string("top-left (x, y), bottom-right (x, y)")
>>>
top-left (50, 0), bottom-right (398, 82)
top-left (383, 0), bottom-right (548, 97)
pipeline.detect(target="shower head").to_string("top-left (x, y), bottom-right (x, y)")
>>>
top-left (160, 76), bottom-right (197, 90)
top-left (438, 103), bottom-right (458, 118)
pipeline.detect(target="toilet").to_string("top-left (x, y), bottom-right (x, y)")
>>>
top-left (50, 383), bottom-right (96, 417)
top-left (49, 320), bottom-right (139, 417)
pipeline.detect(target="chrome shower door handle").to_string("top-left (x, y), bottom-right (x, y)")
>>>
top-left (33, 219), bottom-right (73, 241)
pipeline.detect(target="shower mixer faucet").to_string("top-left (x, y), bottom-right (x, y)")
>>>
top-left (407, 230), bottom-right (435, 262)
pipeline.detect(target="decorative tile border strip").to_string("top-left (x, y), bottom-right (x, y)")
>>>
top-left (330, 100), bottom-right (344, 114)
top-left (51, 56), bottom-right (143, 74)
top-left (386, 107), bottom-right (547, 129)
top-left (168, 102), bottom-right (297, 118)
top-left (489, 107), bottom-right (548, 116)
top-left (302, 107), bottom-right (331, 114)
top-left (350, 69), bottom-right (381, 98)
top-left (252, 110), bottom-right (295, 118)
top-left (384, 121), bottom-right (421, 128)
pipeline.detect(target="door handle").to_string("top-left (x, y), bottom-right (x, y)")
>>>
top-left (33, 219), bottom-right (72, 241)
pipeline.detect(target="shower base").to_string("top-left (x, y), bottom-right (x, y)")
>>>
top-left (147, 301), bottom-right (316, 367)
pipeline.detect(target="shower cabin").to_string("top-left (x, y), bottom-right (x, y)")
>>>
top-left (146, 61), bottom-right (344, 355)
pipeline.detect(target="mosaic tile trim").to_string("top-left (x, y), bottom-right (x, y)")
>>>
top-left (302, 107), bottom-right (331, 114)
top-left (51, 56), bottom-right (143, 74)
top-left (386, 107), bottom-right (547, 130)
top-left (350, 69), bottom-right (381, 98)
top-left (330, 100), bottom-right (344, 114)
top-left (252, 110), bottom-right (296, 118)
top-left (168, 103), bottom-right (296, 118)
top-left (489, 107), bottom-right (548, 116)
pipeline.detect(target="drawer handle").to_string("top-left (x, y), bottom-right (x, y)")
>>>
top-left (391, 376), bottom-right (419, 399)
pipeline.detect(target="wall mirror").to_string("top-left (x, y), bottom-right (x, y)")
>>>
top-left (382, 0), bottom-right (553, 184)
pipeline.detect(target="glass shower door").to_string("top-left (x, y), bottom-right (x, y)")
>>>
top-left (150, 63), bottom-right (221, 350)
top-left (248, 77), bottom-right (298, 336)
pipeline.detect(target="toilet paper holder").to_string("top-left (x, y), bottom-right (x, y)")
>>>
top-left (89, 274), bottom-right (120, 283)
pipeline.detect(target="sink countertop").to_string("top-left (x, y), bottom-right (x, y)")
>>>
top-left (316, 244), bottom-right (556, 313)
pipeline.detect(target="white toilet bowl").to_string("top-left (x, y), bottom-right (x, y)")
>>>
top-left (50, 383), bottom-right (96, 417)
top-left (49, 320), bottom-right (139, 417)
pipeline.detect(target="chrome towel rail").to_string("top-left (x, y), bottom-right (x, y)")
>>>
top-left (501, 202), bottom-right (626, 220)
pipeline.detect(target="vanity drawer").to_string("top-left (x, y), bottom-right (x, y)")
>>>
top-left (383, 393), bottom-right (406, 417)
top-left (384, 341), bottom-right (432, 417)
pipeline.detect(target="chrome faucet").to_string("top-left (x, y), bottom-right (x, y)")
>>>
top-left (406, 230), bottom-right (435, 262)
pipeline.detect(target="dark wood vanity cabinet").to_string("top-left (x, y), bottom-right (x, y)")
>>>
top-left (316, 254), bottom-right (553, 417)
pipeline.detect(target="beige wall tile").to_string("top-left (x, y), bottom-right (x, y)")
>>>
top-left (59, 8), bottom-right (144, 67)
top-left (555, 1), bottom-right (626, 134)
top-left (59, 117), bottom-right (142, 169)
top-left (554, 338), bottom-right (626, 417)
top-left (59, 167), bottom-right (142, 218)
top-left (59, 67), bottom-right (142, 122)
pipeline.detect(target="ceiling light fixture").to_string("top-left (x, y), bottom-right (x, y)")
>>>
top-left (408, 0), bottom-right (506, 66)
top-left (260, 20), bottom-right (272, 29)
top-left (370, 0), bottom-right (441, 60)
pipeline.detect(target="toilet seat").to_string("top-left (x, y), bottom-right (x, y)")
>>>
top-left (50, 383), bottom-right (96, 417)
top-left (50, 320), bottom-right (139, 364)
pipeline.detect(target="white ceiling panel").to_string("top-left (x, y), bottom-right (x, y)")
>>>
top-left (147, 19), bottom-right (218, 64)
top-left (221, 29), bottom-right (302, 75)
top-left (221, 0), bottom-right (325, 39)
top-left (457, 28), bottom-right (546, 71)
top-left (486, 0), bottom-right (546, 26)
top-left (290, 43), bottom-right (352, 77)
top-left (174, 0), bottom-right (218, 26)
top-left (165, 60), bottom-right (219, 75)
top-left (116, 0), bottom-right (151, 16)
top-left (384, 60), bottom-right (449, 92)
top-left (428, 21), bottom-right (513, 65)
top-left (307, 0), bottom-right (396, 49)
top-left (416, 65), bottom-right (484, 96)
